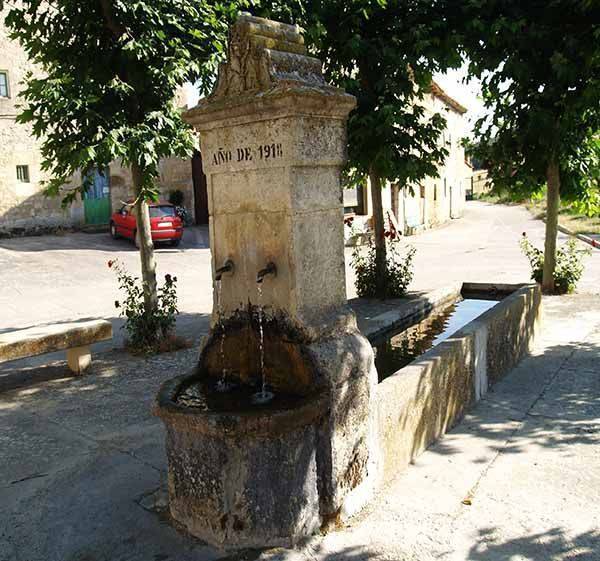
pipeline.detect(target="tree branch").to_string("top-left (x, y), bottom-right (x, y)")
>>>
top-left (99, 0), bottom-right (125, 38)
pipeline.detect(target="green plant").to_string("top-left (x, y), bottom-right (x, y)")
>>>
top-left (520, 234), bottom-right (591, 294)
top-left (168, 189), bottom-right (185, 207)
top-left (351, 227), bottom-right (416, 299)
top-left (110, 259), bottom-right (180, 353)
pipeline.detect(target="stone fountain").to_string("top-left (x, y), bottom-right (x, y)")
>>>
top-left (155, 14), bottom-right (378, 549)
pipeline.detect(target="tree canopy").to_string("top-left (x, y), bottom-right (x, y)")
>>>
top-left (258, 0), bottom-right (462, 187)
top-left (456, 0), bottom-right (600, 291)
top-left (2, 0), bottom-right (243, 316)
top-left (462, 1), bottom-right (600, 198)
top-left (3, 0), bottom-right (239, 203)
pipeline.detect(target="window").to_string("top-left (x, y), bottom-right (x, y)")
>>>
top-left (16, 165), bottom-right (30, 183)
top-left (0, 72), bottom-right (8, 97)
top-left (149, 205), bottom-right (176, 218)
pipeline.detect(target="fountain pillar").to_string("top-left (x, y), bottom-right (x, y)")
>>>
top-left (156, 14), bottom-right (379, 548)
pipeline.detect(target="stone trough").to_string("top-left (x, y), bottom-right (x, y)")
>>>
top-left (370, 282), bottom-right (542, 483)
top-left (156, 374), bottom-right (326, 548)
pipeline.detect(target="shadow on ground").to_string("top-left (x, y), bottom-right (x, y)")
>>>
top-left (0, 225), bottom-right (209, 253)
top-left (468, 527), bottom-right (600, 561)
top-left (0, 311), bottom-right (210, 393)
top-left (0, 316), bottom-right (598, 561)
top-left (427, 339), bottom-right (600, 459)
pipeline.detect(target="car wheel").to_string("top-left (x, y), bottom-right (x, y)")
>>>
top-left (171, 239), bottom-right (181, 247)
top-left (110, 222), bottom-right (119, 239)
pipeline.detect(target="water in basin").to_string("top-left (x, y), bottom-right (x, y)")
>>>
top-left (176, 378), bottom-right (305, 413)
top-left (374, 297), bottom-right (499, 382)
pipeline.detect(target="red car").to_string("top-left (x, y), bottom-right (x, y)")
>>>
top-left (110, 201), bottom-right (183, 247)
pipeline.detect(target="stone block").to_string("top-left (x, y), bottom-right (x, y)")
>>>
top-left (0, 319), bottom-right (112, 363)
top-left (308, 326), bottom-right (379, 516)
top-left (375, 336), bottom-right (475, 484)
top-left (66, 345), bottom-right (92, 374)
top-left (485, 285), bottom-right (541, 384)
top-left (155, 377), bottom-right (326, 549)
top-left (290, 166), bottom-right (343, 213)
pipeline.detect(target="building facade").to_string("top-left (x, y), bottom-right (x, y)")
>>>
top-left (2, 12), bottom-right (469, 238)
top-left (0, 13), bottom-right (204, 236)
top-left (0, 10), bottom-right (76, 235)
top-left (344, 81), bottom-right (473, 238)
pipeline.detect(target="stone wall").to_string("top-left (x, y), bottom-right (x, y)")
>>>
top-left (0, 10), bottom-right (84, 235)
top-left (374, 282), bottom-right (542, 483)
top-left (471, 169), bottom-right (492, 196)
top-left (107, 158), bottom-right (195, 218)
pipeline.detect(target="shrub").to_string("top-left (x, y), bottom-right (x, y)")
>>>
top-left (168, 189), bottom-right (185, 207)
top-left (350, 225), bottom-right (416, 299)
top-left (109, 259), bottom-right (183, 353)
top-left (519, 234), bottom-right (591, 294)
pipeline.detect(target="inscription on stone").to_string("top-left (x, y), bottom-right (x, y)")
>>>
top-left (212, 143), bottom-right (283, 166)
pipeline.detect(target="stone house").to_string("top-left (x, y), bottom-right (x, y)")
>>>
top-left (0, 11), bottom-right (71, 235)
top-left (0, 12), bottom-right (207, 236)
top-left (344, 81), bottom-right (473, 237)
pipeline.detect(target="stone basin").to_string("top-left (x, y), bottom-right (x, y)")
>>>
top-left (154, 371), bottom-right (327, 548)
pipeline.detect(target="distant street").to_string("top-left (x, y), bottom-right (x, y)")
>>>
top-left (1, 201), bottom-right (598, 351)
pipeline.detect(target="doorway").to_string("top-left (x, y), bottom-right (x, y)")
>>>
top-left (192, 151), bottom-right (209, 225)
top-left (83, 167), bottom-right (111, 225)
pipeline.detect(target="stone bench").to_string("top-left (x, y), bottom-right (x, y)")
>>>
top-left (0, 319), bottom-right (113, 374)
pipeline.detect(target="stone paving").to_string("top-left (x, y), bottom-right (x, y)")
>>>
top-left (1, 200), bottom-right (598, 340)
top-left (1, 202), bottom-right (600, 560)
top-left (1, 293), bottom-right (599, 561)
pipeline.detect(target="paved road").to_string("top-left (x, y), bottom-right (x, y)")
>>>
top-left (1, 294), bottom-right (598, 561)
top-left (0, 225), bottom-right (214, 348)
top-left (1, 201), bottom-right (599, 560)
top-left (0, 200), bottom-right (598, 347)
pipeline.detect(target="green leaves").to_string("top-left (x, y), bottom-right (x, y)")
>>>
top-left (460, 1), bottom-right (600, 197)
top-left (520, 234), bottom-right (590, 294)
top-left (110, 258), bottom-right (180, 353)
top-left (256, 0), bottom-right (462, 186)
top-left (5, 0), bottom-right (245, 203)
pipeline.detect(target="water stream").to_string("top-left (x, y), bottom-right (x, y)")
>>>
top-left (253, 283), bottom-right (274, 405)
top-left (215, 279), bottom-right (230, 392)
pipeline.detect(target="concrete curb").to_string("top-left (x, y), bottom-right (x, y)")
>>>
top-left (557, 224), bottom-right (600, 250)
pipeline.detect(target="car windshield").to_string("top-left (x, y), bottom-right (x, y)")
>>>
top-left (149, 205), bottom-right (176, 218)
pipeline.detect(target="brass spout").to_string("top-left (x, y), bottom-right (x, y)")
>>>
top-left (257, 262), bottom-right (277, 284)
top-left (215, 259), bottom-right (235, 281)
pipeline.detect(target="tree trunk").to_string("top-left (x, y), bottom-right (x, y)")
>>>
top-left (391, 182), bottom-right (400, 221)
top-left (131, 163), bottom-right (158, 312)
top-left (542, 157), bottom-right (560, 294)
top-left (369, 168), bottom-right (387, 297)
